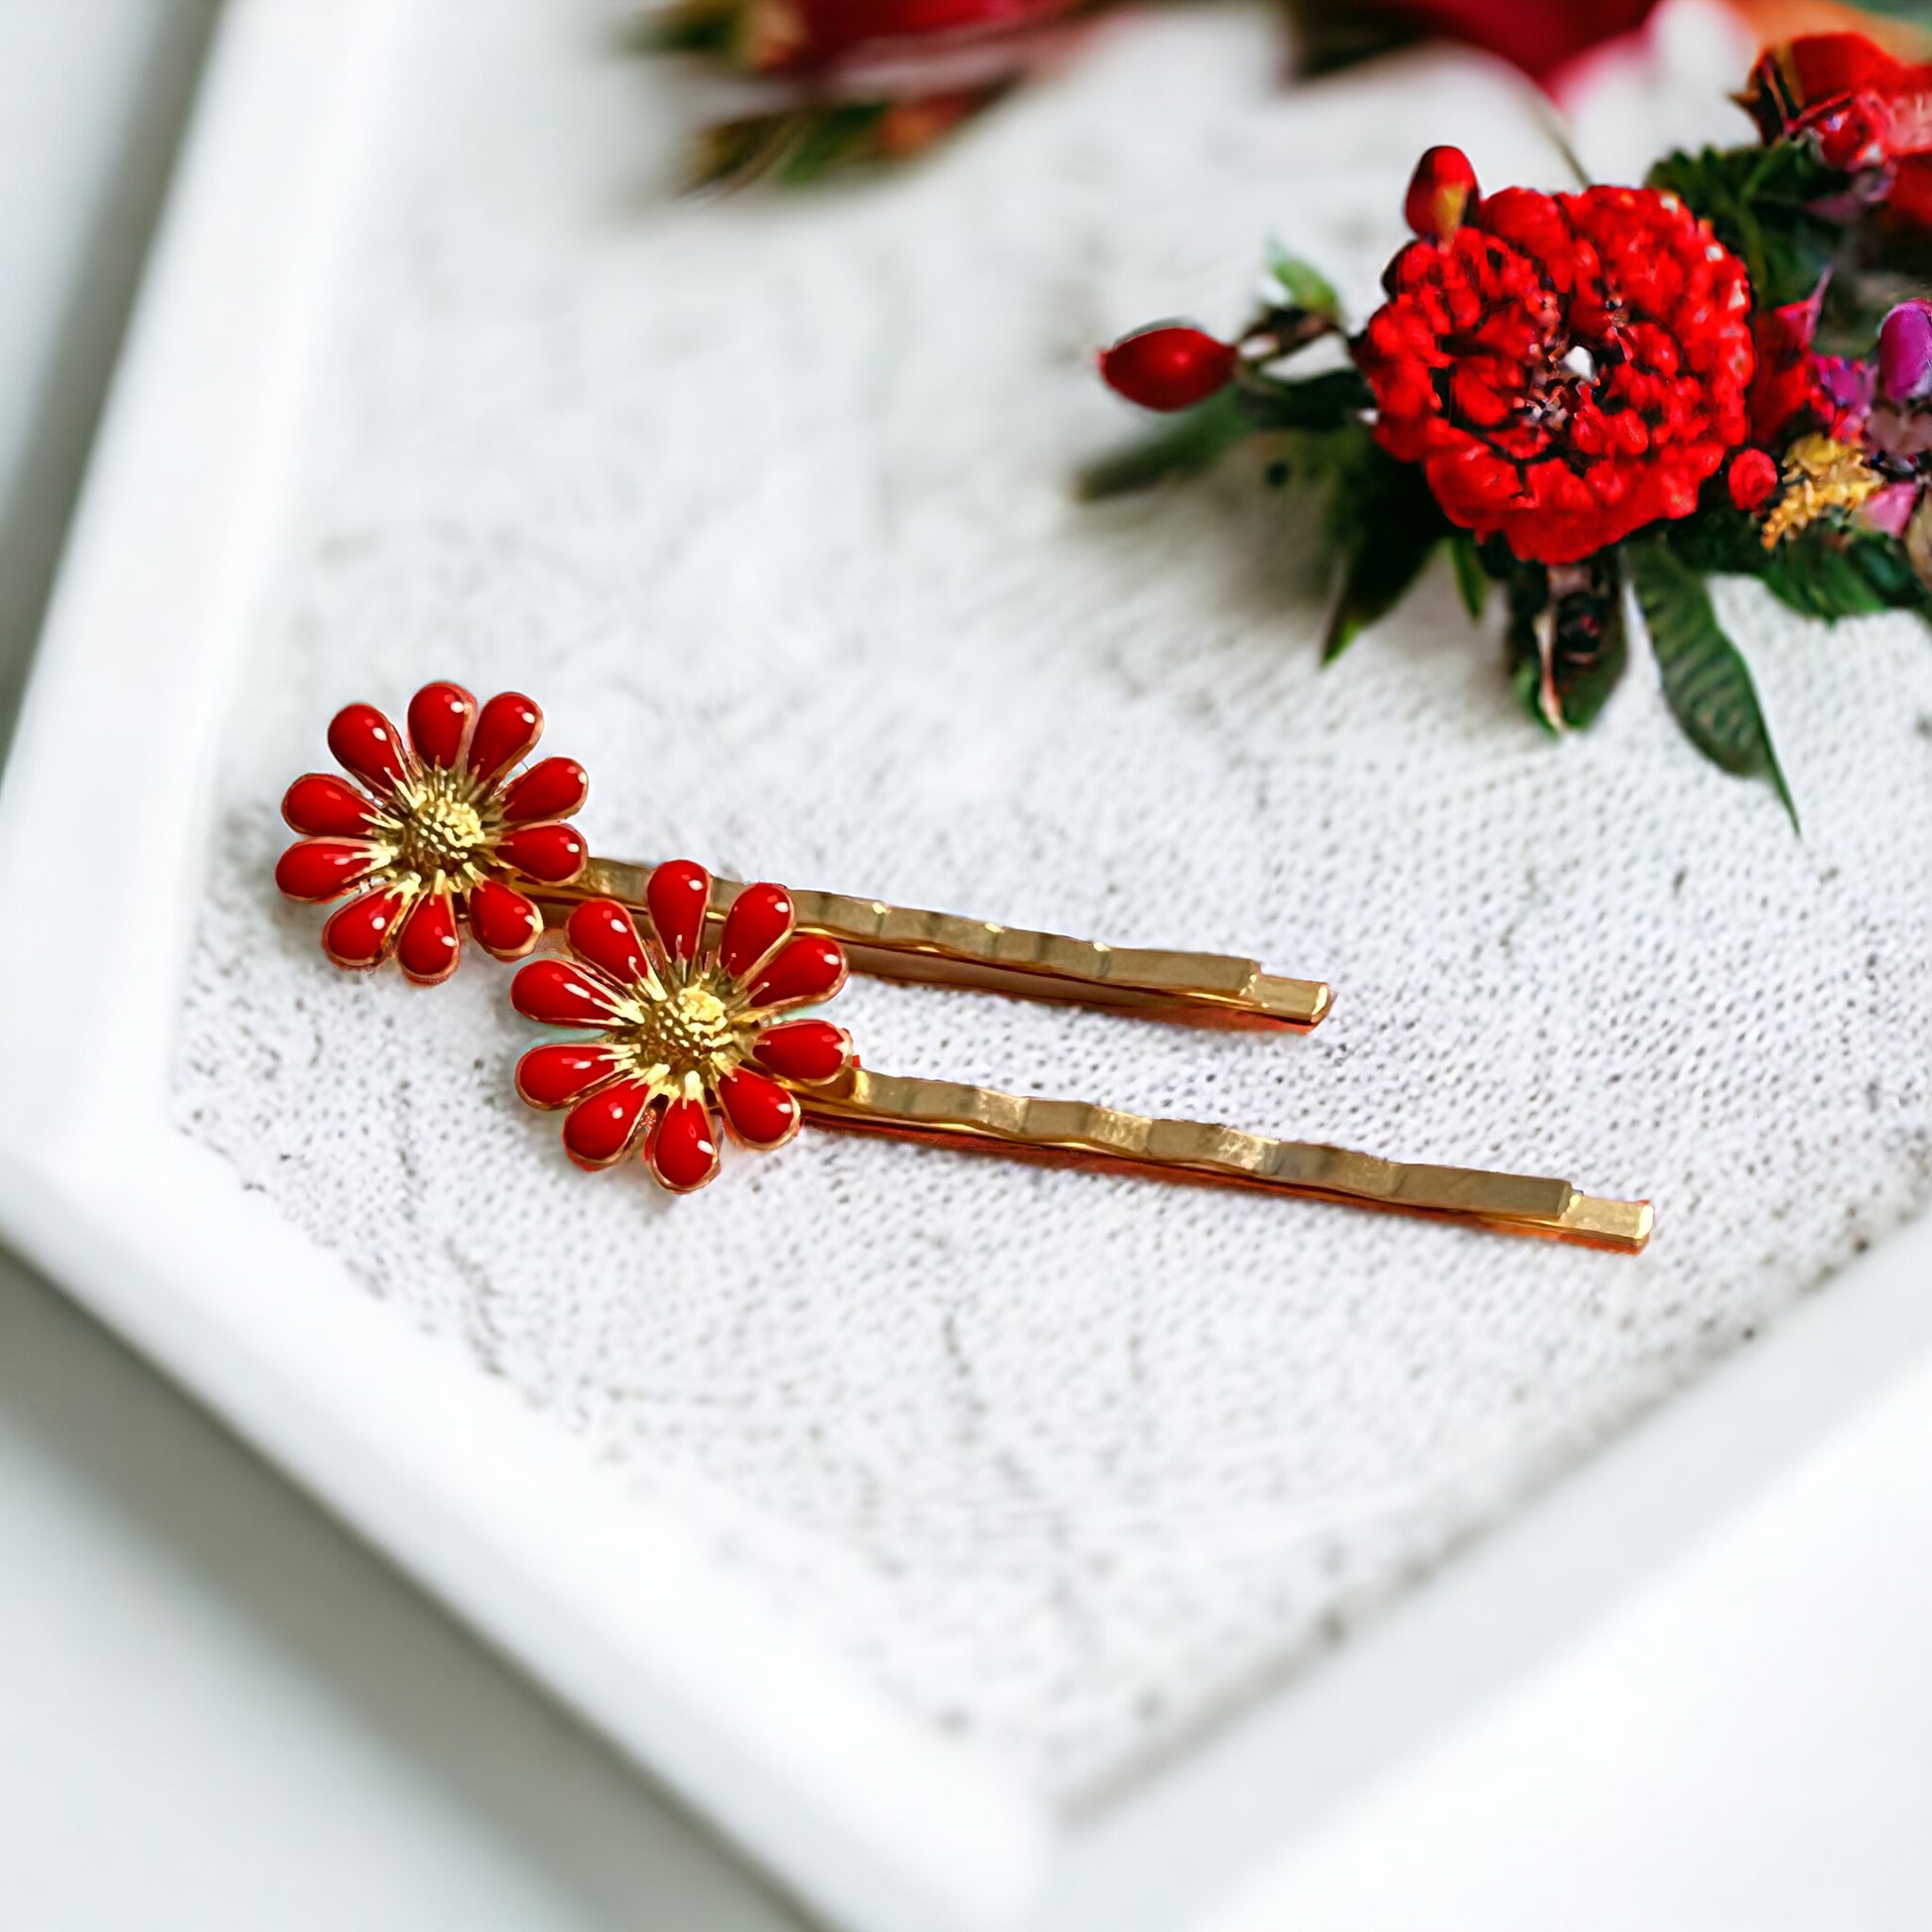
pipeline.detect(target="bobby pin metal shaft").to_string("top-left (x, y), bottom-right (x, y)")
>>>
top-left (799, 1067), bottom-right (1653, 1252)
top-left (539, 859), bottom-right (1331, 1032)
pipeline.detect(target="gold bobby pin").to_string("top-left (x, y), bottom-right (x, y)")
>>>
top-left (274, 681), bottom-right (1326, 1031)
top-left (545, 860), bottom-right (1329, 1031)
top-left (274, 683), bottom-right (1650, 1249)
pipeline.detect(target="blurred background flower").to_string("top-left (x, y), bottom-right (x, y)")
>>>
top-left (638, 0), bottom-right (1930, 189)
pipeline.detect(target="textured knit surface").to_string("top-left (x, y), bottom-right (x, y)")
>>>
top-left (173, 0), bottom-right (1932, 1804)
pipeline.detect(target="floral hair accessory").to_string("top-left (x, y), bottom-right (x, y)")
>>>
top-left (276, 684), bottom-right (1330, 1029)
top-left (1087, 26), bottom-right (1932, 825)
top-left (510, 872), bottom-right (852, 1191)
top-left (496, 862), bottom-right (1650, 1245)
top-left (273, 694), bottom-right (1649, 1246)
top-left (275, 682), bottom-right (589, 984)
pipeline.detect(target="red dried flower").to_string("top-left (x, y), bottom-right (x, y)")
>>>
top-left (511, 870), bottom-right (853, 1192)
top-left (1099, 325), bottom-right (1239, 413)
top-left (1743, 33), bottom-right (1932, 180)
top-left (1356, 176), bottom-right (1754, 564)
top-left (277, 683), bottom-right (589, 985)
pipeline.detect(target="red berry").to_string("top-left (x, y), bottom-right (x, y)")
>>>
top-left (1404, 146), bottom-right (1478, 240)
top-left (1727, 447), bottom-right (1780, 513)
top-left (1098, 325), bottom-right (1237, 413)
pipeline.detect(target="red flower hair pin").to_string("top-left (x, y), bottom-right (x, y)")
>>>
top-left (277, 682), bottom-right (1329, 1028)
top-left (276, 684), bottom-right (1653, 1249)
top-left (275, 684), bottom-right (588, 983)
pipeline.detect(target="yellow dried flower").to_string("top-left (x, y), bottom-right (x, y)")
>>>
top-left (1760, 434), bottom-right (1882, 549)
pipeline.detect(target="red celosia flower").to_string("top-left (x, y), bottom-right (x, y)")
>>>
top-left (511, 870), bottom-right (854, 1192)
top-left (276, 683), bottom-right (589, 985)
top-left (1743, 33), bottom-right (1932, 202)
top-left (1356, 170), bottom-right (1754, 564)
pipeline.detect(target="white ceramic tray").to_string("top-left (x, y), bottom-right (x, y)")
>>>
top-left (6, 2), bottom-right (1932, 1926)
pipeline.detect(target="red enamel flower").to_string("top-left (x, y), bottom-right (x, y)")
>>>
top-left (511, 867), bottom-right (854, 1193)
top-left (1356, 173), bottom-right (1754, 564)
top-left (276, 682), bottom-right (589, 985)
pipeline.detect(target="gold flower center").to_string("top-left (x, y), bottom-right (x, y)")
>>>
top-left (396, 776), bottom-right (487, 878)
top-left (621, 979), bottom-right (741, 1091)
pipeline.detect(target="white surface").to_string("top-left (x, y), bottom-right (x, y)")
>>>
top-left (0, 5), bottom-right (799, 1927)
top-left (170, 0), bottom-right (1932, 1805)
top-left (0, 1252), bottom-right (804, 1932)
top-left (7, 2), bottom-right (1932, 1930)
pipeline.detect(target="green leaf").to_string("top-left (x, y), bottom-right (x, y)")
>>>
top-left (1234, 366), bottom-right (1372, 433)
top-left (1449, 535), bottom-right (1489, 621)
top-left (1074, 389), bottom-right (1252, 500)
top-left (1321, 446), bottom-right (1448, 661)
top-left (1626, 537), bottom-right (1798, 828)
top-left (1762, 528), bottom-right (1893, 621)
top-left (1265, 244), bottom-right (1342, 325)
top-left (1646, 140), bottom-right (1847, 311)
top-left (774, 102), bottom-right (891, 187)
top-left (1764, 525), bottom-right (1932, 621)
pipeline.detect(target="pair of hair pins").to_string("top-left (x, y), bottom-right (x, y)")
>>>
top-left (275, 682), bottom-right (1652, 1253)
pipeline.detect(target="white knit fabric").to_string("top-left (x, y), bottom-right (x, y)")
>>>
top-left (172, 0), bottom-right (1932, 1803)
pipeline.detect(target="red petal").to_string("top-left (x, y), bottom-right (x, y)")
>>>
top-left (516, 1041), bottom-right (625, 1109)
top-left (645, 860), bottom-right (712, 963)
top-left (276, 838), bottom-right (381, 902)
top-left (510, 957), bottom-right (624, 1028)
top-left (563, 1077), bottom-right (654, 1169)
top-left (649, 1096), bottom-right (720, 1192)
top-left (322, 885), bottom-right (413, 968)
top-left (496, 822), bottom-right (587, 885)
top-left (566, 898), bottom-right (650, 986)
top-left (467, 691), bottom-right (542, 784)
top-left (396, 891), bottom-right (462, 984)
top-left (717, 1068), bottom-right (800, 1151)
top-left (748, 935), bottom-right (847, 1011)
top-left (406, 682), bottom-right (477, 769)
top-left (327, 702), bottom-right (409, 796)
top-left (282, 772), bottom-right (377, 838)
top-left (468, 878), bottom-right (543, 959)
top-left (753, 1018), bottom-right (853, 1085)
top-left (499, 757), bottom-right (587, 824)
top-left (720, 882), bottom-right (795, 981)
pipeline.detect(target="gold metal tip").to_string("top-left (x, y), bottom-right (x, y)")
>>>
top-left (545, 860), bottom-right (1328, 1032)
top-left (798, 1067), bottom-right (1649, 1252)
